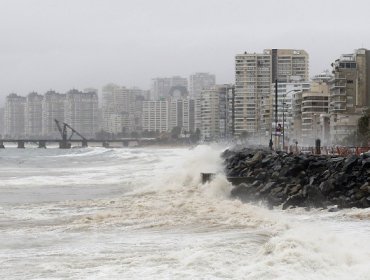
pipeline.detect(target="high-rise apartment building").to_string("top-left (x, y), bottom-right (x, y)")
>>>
top-left (0, 108), bottom-right (4, 137)
top-left (234, 49), bottom-right (309, 138)
top-left (168, 97), bottom-right (195, 134)
top-left (42, 90), bottom-right (66, 138)
top-left (25, 92), bottom-right (43, 137)
top-left (189, 73), bottom-right (216, 131)
top-left (189, 73), bottom-right (216, 97)
top-left (150, 76), bottom-right (188, 100)
top-left (301, 82), bottom-right (330, 144)
top-left (200, 88), bottom-right (220, 140)
top-left (102, 84), bottom-right (128, 134)
top-left (235, 51), bottom-right (272, 136)
top-left (64, 89), bottom-right (99, 138)
top-left (268, 49), bottom-right (309, 83)
top-left (102, 84), bottom-right (146, 135)
top-left (4, 93), bottom-right (26, 137)
top-left (142, 100), bottom-right (168, 133)
top-left (271, 82), bottom-right (310, 144)
top-left (200, 84), bottom-right (233, 140)
top-left (128, 88), bottom-right (147, 133)
top-left (329, 48), bottom-right (370, 143)
top-left (181, 98), bottom-right (195, 135)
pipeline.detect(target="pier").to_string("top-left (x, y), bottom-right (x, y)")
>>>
top-left (0, 120), bottom-right (156, 149)
top-left (0, 138), bottom-right (156, 149)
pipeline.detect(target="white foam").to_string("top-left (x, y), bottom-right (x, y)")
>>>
top-left (1, 146), bottom-right (370, 279)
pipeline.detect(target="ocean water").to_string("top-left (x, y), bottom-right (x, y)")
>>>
top-left (0, 145), bottom-right (370, 280)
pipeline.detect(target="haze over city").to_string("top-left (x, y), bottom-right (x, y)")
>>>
top-left (2, 1), bottom-right (370, 279)
top-left (1, 0), bottom-right (370, 102)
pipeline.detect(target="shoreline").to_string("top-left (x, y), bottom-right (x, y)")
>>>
top-left (222, 147), bottom-right (370, 210)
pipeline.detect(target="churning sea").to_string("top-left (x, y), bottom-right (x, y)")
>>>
top-left (0, 145), bottom-right (370, 280)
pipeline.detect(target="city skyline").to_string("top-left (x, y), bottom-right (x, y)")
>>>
top-left (1, 0), bottom-right (370, 99)
top-left (1, 46), bottom-right (370, 147)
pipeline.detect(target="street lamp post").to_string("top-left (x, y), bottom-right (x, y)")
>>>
top-left (282, 101), bottom-right (286, 151)
top-left (272, 80), bottom-right (301, 151)
top-left (333, 114), bottom-right (349, 145)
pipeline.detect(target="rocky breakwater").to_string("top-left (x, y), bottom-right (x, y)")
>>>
top-left (222, 147), bottom-right (370, 209)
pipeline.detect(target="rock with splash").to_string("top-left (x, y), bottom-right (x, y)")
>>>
top-left (222, 147), bottom-right (370, 210)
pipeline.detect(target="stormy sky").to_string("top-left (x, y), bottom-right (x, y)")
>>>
top-left (1, 0), bottom-right (370, 102)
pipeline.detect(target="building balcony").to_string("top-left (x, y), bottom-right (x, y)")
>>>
top-left (330, 92), bottom-right (346, 98)
top-left (330, 106), bottom-right (347, 112)
top-left (330, 83), bottom-right (346, 90)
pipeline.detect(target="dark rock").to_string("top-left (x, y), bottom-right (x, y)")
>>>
top-left (328, 206), bottom-right (339, 212)
top-left (279, 166), bottom-right (290, 177)
top-left (345, 182), bottom-right (357, 190)
top-left (361, 158), bottom-right (370, 170)
top-left (319, 180), bottom-right (335, 194)
top-left (320, 170), bottom-right (331, 181)
top-left (261, 155), bottom-right (274, 166)
top-left (282, 192), bottom-right (307, 210)
top-left (355, 191), bottom-right (366, 200)
top-left (230, 183), bottom-right (252, 198)
top-left (362, 151), bottom-right (370, 158)
top-left (360, 182), bottom-right (369, 192)
top-left (359, 197), bottom-right (370, 208)
top-left (259, 182), bottom-right (277, 194)
top-left (286, 184), bottom-right (302, 195)
top-left (252, 180), bottom-right (261, 187)
top-left (273, 164), bottom-right (282, 172)
top-left (245, 151), bottom-right (263, 167)
top-left (342, 155), bottom-right (358, 173)
top-left (336, 172), bottom-right (349, 186)
top-left (255, 172), bottom-right (267, 181)
top-left (285, 164), bottom-right (305, 177)
top-left (271, 171), bottom-right (279, 179)
top-left (224, 148), bottom-right (370, 210)
top-left (306, 185), bottom-right (328, 208)
top-left (270, 186), bottom-right (283, 196)
top-left (309, 176), bottom-right (318, 186)
top-left (277, 176), bottom-right (288, 184)
top-left (347, 189), bottom-right (355, 196)
top-left (309, 160), bottom-right (327, 169)
top-left (329, 157), bottom-right (345, 163)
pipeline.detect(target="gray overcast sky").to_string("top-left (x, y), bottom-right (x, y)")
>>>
top-left (1, 0), bottom-right (370, 101)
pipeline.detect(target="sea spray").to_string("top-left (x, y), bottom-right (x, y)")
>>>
top-left (1, 147), bottom-right (370, 279)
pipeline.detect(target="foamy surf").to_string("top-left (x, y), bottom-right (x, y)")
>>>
top-left (0, 146), bottom-right (370, 279)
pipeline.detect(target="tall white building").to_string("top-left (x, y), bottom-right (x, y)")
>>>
top-left (4, 93), bottom-right (26, 137)
top-left (329, 49), bottom-right (370, 144)
top-left (271, 82), bottom-right (310, 145)
top-left (42, 91), bottom-right (66, 138)
top-left (25, 92), bottom-right (43, 138)
top-left (200, 88), bottom-right (220, 140)
top-left (299, 72), bottom-right (332, 145)
top-left (128, 88), bottom-right (147, 133)
top-left (234, 49), bottom-right (309, 138)
top-left (189, 73), bottom-right (216, 131)
top-left (142, 100), bottom-right (168, 132)
top-left (0, 107), bottom-right (4, 137)
top-left (102, 84), bottom-right (128, 134)
top-left (189, 73), bottom-right (216, 97)
top-left (102, 84), bottom-right (145, 135)
top-left (168, 97), bottom-right (195, 134)
top-left (235, 51), bottom-right (272, 136)
top-left (301, 91), bottom-right (329, 145)
top-left (105, 112), bottom-right (131, 135)
top-left (150, 76), bottom-right (188, 100)
top-left (200, 84), bottom-right (233, 140)
top-left (64, 89), bottom-right (99, 138)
